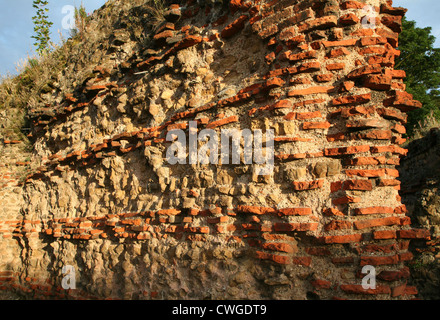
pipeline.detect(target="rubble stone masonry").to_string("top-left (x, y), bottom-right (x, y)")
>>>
top-left (0, 0), bottom-right (429, 299)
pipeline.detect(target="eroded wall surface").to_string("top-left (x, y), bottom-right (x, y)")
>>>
top-left (0, 0), bottom-right (429, 299)
top-left (399, 128), bottom-right (440, 299)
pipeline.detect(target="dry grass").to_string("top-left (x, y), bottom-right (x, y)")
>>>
top-left (0, 0), bottom-right (167, 143)
top-left (145, 0), bottom-right (167, 31)
top-left (0, 43), bottom-right (69, 142)
top-left (0, 44), bottom-right (67, 111)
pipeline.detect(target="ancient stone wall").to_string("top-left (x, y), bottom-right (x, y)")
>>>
top-left (0, 0), bottom-right (429, 299)
top-left (399, 128), bottom-right (440, 299)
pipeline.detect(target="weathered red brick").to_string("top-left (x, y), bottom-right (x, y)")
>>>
top-left (355, 207), bottom-right (395, 215)
top-left (315, 74), bottom-right (333, 83)
top-left (339, 13), bottom-right (360, 25)
top-left (319, 234), bottom-right (363, 244)
top-left (377, 179), bottom-right (401, 187)
top-left (354, 217), bottom-right (401, 230)
top-left (341, 1), bottom-right (366, 10)
top-left (340, 284), bottom-right (391, 295)
top-left (330, 181), bottom-right (343, 193)
top-left (273, 222), bottom-right (318, 232)
top-left (378, 268), bottom-right (410, 281)
top-left (291, 257), bottom-right (312, 266)
top-left (175, 35), bottom-right (203, 50)
top-left (324, 220), bottom-right (353, 231)
top-left (380, 3), bottom-right (408, 16)
top-left (375, 27), bottom-right (399, 47)
top-left (345, 156), bottom-right (384, 166)
top-left (311, 279), bottom-right (332, 289)
top-left (288, 86), bottom-right (335, 97)
top-left (391, 123), bottom-right (406, 134)
top-left (360, 255), bottom-right (399, 266)
top-left (302, 121), bottom-right (332, 130)
top-left (289, 111), bottom-right (322, 120)
top-left (277, 208), bottom-right (312, 216)
top-left (258, 24), bottom-right (278, 39)
top-left (377, 108), bottom-right (407, 123)
top-left (384, 90), bottom-right (423, 112)
top-left (341, 105), bottom-right (376, 118)
top-left (325, 145), bottom-right (370, 156)
top-left (263, 101), bottom-right (285, 112)
top-left (332, 195), bottom-right (361, 205)
top-left (342, 179), bottom-right (373, 191)
top-left (347, 64), bottom-right (382, 79)
top-left (387, 69), bottom-right (406, 79)
top-left (305, 247), bottom-right (332, 256)
top-left (346, 119), bottom-right (389, 129)
top-left (352, 129), bottom-right (393, 140)
top-left (206, 115), bottom-right (239, 129)
top-left (297, 16), bottom-right (338, 33)
top-left (153, 29), bottom-right (174, 42)
top-left (323, 208), bottom-right (345, 217)
top-left (283, 50), bottom-right (317, 62)
top-left (221, 15), bottom-right (249, 38)
top-left (370, 145), bottom-right (408, 156)
top-left (326, 47), bottom-right (351, 59)
top-left (364, 74), bottom-right (392, 90)
top-left (332, 93), bottom-right (371, 106)
top-left (235, 205), bottom-right (277, 215)
top-left (361, 243), bottom-right (397, 254)
top-left (255, 251), bottom-right (289, 264)
top-left (331, 256), bottom-right (354, 265)
top-left (403, 286), bottom-right (418, 295)
top-left (345, 169), bottom-right (386, 177)
top-left (265, 77), bottom-right (285, 89)
top-left (398, 229), bottom-right (430, 239)
top-left (207, 216), bottom-right (229, 224)
top-left (279, 26), bottom-right (296, 42)
top-left (292, 179), bottom-right (324, 191)
top-left (262, 242), bottom-right (296, 253)
top-left (322, 39), bottom-right (358, 47)
top-left (326, 63), bottom-right (345, 71)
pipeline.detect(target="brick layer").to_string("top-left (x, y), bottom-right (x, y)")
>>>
top-left (0, 0), bottom-right (424, 300)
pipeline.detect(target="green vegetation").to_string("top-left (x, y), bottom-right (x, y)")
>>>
top-left (71, 3), bottom-right (90, 40)
top-left (0, 46), bottom-right (68, 111)
top-left (10, 4), bottom-right (440, 143)
top-left (396, 18), bottom-right (440, 136)
top-left (31, 0), bottom-right (53, 55)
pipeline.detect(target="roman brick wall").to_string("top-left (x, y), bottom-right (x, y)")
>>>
top-left (398, 128), bottom-right (440, 299)
top-left (0, 0), bottom-right (429, 299)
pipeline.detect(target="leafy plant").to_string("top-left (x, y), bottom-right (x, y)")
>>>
top-left (396, 18), bottom-right (440, 136)
top-left (31, 0), bottom-right (53, 55)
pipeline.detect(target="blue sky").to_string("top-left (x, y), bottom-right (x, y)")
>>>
top-left (0, 0), bottom-right (106, 77)
top-left (395, 0), bottom-right (440, 45)
top-left (0, 0), bottom-right (439, 77)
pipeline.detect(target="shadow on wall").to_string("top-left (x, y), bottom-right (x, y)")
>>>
top-left (398, 128), bottom-right (440, 299)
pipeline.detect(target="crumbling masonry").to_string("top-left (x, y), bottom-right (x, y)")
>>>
top-left (0, 0), bottom-right (431, 299)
